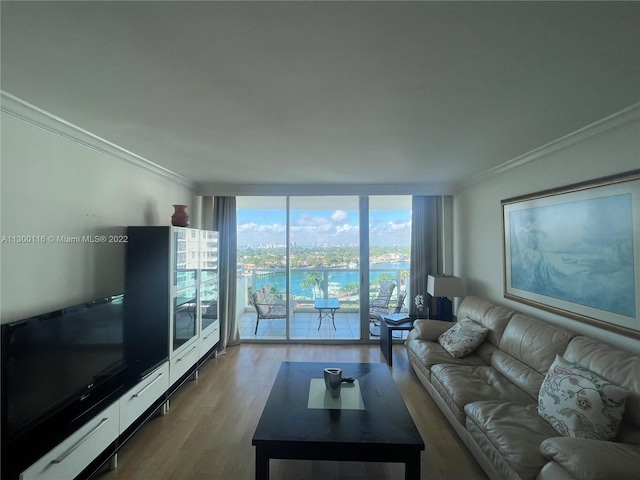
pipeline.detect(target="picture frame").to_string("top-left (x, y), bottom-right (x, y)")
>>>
top-left (501, 170), bottom-right (640, 339)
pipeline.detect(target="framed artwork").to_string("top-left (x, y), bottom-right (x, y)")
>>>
top-left (502, 170), bottom-right (640, 339)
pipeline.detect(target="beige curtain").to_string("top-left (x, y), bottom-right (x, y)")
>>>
top-left (409, 196), bottom-right (442, 317)
top-left (213, 196), bottom-right (240, 352)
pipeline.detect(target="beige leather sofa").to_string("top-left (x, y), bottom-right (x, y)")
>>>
top-left (405, 296), bottom-right (640, 480)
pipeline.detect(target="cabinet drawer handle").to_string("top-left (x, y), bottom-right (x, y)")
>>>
top-left (133, 372), bottom-right (165, 398)
top-left (51, 417), bottom-right (109, 464)
top-left (177, 345), bottom-right (198, 362)
top-left (204, 326), bottom-right (219, 341)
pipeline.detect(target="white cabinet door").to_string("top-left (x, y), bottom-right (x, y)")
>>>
top-left (169, 341), bottom-right (200, 386)
top-left (200, 320), bottom-right (220, 359)
top-left (119, 362), bottom-right (169, 433)
top-left (20, 402), bottom-right (119, 480)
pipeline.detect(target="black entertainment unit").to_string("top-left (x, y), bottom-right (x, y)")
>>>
top-left (0, 293), bottom-right (169, 479)
top-left (1, 227), bottom-right (219, 479)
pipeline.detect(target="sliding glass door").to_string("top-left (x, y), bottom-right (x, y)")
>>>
top-left (236, 197), bottom-right (288, 340)
top-left (236, 195), bottom-right (411, 341)
top-left (368, 196), bottom-right (412, 338)
top-left (289, 196), bottom-right (360, 340)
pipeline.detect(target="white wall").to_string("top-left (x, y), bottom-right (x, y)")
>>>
top-left (455, 106), bottom-right (640, 353)
top-left (1, 112), bottom-right (196, 323)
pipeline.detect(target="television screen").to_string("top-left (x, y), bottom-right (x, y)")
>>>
top-left (1, 294), bottom-right (126, 443)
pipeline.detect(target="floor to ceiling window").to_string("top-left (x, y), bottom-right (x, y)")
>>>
top-left (236, 195), bottom-right (411, 341)
top-left (236, 197), bottom-right (288, 340)
top-left (289, 196), bottom-right (360, 340)
top-left (368, 196), bottom-right (412, 339)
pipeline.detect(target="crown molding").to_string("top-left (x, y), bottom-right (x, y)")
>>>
top-left (195, 182), bottom-right (457, 197)
top-left (0, 91), bottom-right (196, 189)
top-left (457, 103), bottom-right (640, 192)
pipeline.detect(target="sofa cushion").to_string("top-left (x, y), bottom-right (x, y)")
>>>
top-left (412, 319), bottom-right (454, 341)
top-left (563, 336), bottom-right (640, 436)
top-left (538, 355), bottom-right (629, 440)
top-left (456, 296), bottom-right (515, 347)
top-left (431, 364), bottom-right (535, 424)
top-left (405, 337), bottom-right (486, 383)
top-left (540, 437), bottom-right (640, 480)
top-left (455, 296), bottom-right (495, 323)
top-left (438, 320), bottom-right (488, 358)
top-left (480, 305), bottom-right (517, 346)
top-left (465, 400), bottom-right (559, 480)
top-left (445, 297), bottom-right (515, 366)
top-left (493, 314), bottom-right (576, 398)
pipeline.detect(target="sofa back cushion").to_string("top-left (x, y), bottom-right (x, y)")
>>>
top-left (456, 296), bottom-right (494, 322)
top-left (493, 314), bottom-right (576, 399)
top-left (456, 297), bottom-right (516, 364)
top-left (563, 336), bottom-right (640, 440)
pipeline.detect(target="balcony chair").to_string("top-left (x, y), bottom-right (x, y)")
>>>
top-left (369, 288), bottom-right (408, 337)
top-left (369, 281), bottom-right (396, 318)
top-left (393, 290), bottom-right (407, 314)
top-left (250, 284), bottom-right (295, 335)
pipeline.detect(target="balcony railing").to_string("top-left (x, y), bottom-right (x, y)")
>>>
top-left (239, 267), bottom-right (410, 312)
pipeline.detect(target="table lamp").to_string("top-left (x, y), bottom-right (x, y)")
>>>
top-left (427, 275), bottom-right (463, 322)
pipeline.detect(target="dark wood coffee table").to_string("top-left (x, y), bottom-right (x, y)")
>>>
top-left (252, 362), bottom-right (424, 479)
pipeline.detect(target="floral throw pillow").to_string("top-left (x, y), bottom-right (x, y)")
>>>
top-left (437, 320), bottom-right (488, 358)
top-left (538, 355), bottom-right (629, 440)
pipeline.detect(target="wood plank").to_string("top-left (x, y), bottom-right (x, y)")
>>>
top-left (95, 344), bottom-right (487, 480)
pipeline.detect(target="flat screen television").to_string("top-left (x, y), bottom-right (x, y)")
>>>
top-left (1, 294), bottom-right (127, 447)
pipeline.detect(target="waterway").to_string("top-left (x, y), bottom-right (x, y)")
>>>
top-left (250, 262), bottom-right (410, 299)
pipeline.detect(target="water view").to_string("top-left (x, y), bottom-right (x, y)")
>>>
top-left (248, 262), bottom-right (410, 300)
top-left (236, 198), bottom-right (412, 338)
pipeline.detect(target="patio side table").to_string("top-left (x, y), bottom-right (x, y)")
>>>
top-left (313, 297), bottom-right (340, 330)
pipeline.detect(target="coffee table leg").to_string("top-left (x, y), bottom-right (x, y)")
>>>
top-left (405, 452), bottom-right (420, 480)
top-left (255, 448), bottom-right (269, 480)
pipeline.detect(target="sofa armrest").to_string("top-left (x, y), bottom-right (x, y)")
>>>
top-left (412, 319), bottom-right (454, 341)
top-left (540, 437), bottom-right (640, 480)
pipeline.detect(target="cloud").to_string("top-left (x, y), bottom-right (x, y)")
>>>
top-left (237, 222), bottom-right (285, 234)
top-left (370, 220), bottom-right (411, 235)
top-left (336, 224), bottom-right (358, 234)
top-left (388, 220), bottom-right (411, 231)
top-left (238, 209), bottom-right (410, 246)
top-left (331, 210), bottom-right (348, 222)
top-left (295, 213), bottom-right (330, 227)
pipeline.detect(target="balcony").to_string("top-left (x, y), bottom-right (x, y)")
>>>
top-left (237, 267), bottom-right (410, 341)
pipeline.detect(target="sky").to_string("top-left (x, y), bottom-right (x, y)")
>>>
top-left (237, 209), bottom-right (411, 247)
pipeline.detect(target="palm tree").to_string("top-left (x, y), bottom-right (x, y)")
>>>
top-left (372, 272), bottom-right (395, 287)
top-left (301, 271), bottom-right (324, 299)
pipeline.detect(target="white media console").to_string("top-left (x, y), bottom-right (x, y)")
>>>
top-left (20, 321), bottom-right (219, 480)
top-left (18, 226), bottom-right (221, 479)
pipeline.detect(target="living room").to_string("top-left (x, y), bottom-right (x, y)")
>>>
top-left (1, 2), bottom-right (639, 479)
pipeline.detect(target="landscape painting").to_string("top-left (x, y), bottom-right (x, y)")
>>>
top-left (502, 171), bottom-right (640, 338)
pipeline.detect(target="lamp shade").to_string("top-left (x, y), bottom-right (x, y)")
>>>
top-left (427, 275), bottom-right (463, 298)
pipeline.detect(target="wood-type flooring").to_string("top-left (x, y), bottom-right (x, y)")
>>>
top-left (95, 343), bottom-right (487, 480)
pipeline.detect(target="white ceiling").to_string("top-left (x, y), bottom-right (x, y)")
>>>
top-left (1, 1), bottom-right (639, 192)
